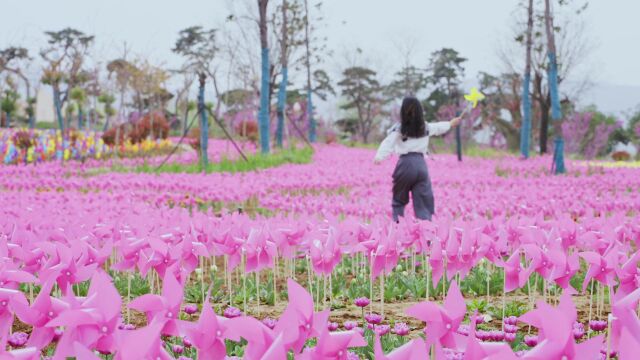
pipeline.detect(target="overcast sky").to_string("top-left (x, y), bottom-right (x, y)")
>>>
top-left (1, 0), bottom-right (639, 115)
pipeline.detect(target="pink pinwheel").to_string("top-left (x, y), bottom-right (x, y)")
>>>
top-left (547, 248), bottom-right (580, 289)
top-left (259, 333), bottom-right (288, 360)
top-left (0, 347), bottom-right (40, 360)
top-left (38, 243), bottom-right (97, 294)
top-left (406, 282), bottom-right (466, 348)
top-left (0, 262), bottom-right (36, 290)
top-left (225, 316), bottom-right (279, 360)
top-left (355, 224), bottom-right (399, 280)
top-left (619, 328), bottom-right (640, 360)
top-left (478, 227), bottom-right (507, 264)
top-left (12, 280), bottom-right (69, 350)
top-left (428, 237), bottom-right (445, 286)
top-left (111, 238), bottom-right (147, 273)
top-left (374, 335), bottom-right (428, 360)
top-left (72, 341), bottom-right (102, 360)
top-left (113, 318), bottom-right (172, 360)
top-left (179, 230), bottom-right (210, 273)
top-left (129, 268), bottom-right (183, 336)
top-left (274, 279), bottom-right (329, 352)
top-left (0, 288), bottom-right (29, 348)
top-left (242, 227), bottom-right (277, 273)
top-left (310, 229), bottom-right (342, 276)
top-left (451, 225), bottom-right (482, 280)
top-left (521, 243), bottom-right (553, 280)
top-left (499, 247), bottom-right (531, 293)
top-left (519, 289), bottom-right (604, 359)
top-left (610, 287), bottom-right (640, 351)
top-left (137, 234), bottom-right (179, 278)
top-left (616, 251), bottom-right (640, 297)
top-left (76, 241), bottom-right (113, 268)
top-left (179, 295), bottom-right (231, 359)
top-left (269, 220), bottom-right (306, 259)
top-left (579, 248), bottom-right (618, 291)
top-left (299, 327), bottom-right (366, 360)
top-left (46, 270), bottom-right (122, 356)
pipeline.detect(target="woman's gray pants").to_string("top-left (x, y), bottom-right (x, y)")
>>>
top-left (391, 152), bottom-right (434, 221)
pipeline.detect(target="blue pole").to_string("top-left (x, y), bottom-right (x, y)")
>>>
top-left (276, 67), bottom-right (288, 147)
top-left (78, 108), bottom-right (83, 130)
top-left (520, 73), bottom-right (532, 158)
top-left (258, 47), bottom-right (271, 153)
top-left (198, 75), bottom-right (209, 169)
top-left (548, 52), bottom-right (565, 174)
top-left (308, 90), bottom-right (315, 143)
top-left (455, 110), bottom-right (462, 161)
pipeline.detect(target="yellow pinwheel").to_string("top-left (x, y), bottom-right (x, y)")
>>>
top-left (464, 87), bottom-right (486, 109)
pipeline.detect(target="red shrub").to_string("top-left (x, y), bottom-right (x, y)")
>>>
top-left (234, 119), bottom-right (258, 143)
top-left (12, 131), bottom-right (33, 150)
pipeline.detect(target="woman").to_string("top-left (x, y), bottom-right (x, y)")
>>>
top-left (374, 97), bottom-right (461, 221)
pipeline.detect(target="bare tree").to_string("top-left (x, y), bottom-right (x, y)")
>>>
top-left (520, 0), bottom-right (534, 158)
top-left (496, 0), bottom-right (592, 153)
top-left (40, 28), bottom-right (95, 130)
top-left (0, 47), bottom-right (34, 127)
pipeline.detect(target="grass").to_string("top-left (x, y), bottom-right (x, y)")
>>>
top-left (94, 146), bottom-right (314, 175)
top-left (141, 146), bottom-right (313, 174)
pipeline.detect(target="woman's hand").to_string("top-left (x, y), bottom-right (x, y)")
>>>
top-left (450, 116), bottom-right (462, 128)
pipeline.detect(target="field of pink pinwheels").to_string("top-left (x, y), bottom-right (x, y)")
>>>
top-left (2, 143), bottom-right (640, 360)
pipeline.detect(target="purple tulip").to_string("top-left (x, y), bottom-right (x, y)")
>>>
top-left (491, 330), bottom-right (505, 342)
top-left (262, 317), bottom-right (277, 329)
top-left (600, 348), bottom-right (617, 358)
top-left (53, 328), bottom-right (63, 342)
top-left (365, 313), bottom-right (383, 325)
top-left (184, 304), bottom-right (198, 315)
top-left (456, 324), bottom-right (470, 336)
top-left (182, 337), bottom-right (192, 348)
top-left (524, 335), bottom-right (538, 347)
top-left (328, 321), bottom-right (339, 331)
top-left (589, 320), bottom-right (607, 332)
top-left (354, 297), bottom-right (370, 308)
top-left (7, 332), bottom-right (28, 347)
top-left (172, 345), bottom-right (184, 354)
top-left (375, 324), bottom-right (391, 336)
top-left (573, 322), bottom-right (585, 340)
top-left (504, 316), bottom-right (518, 325)
top-left (344, 320), bottom-right (358, 330)
top-left (223, 306), bottom-right (242, 318)
top-left (392, 322), bottom-right (410, 336)
top-left (505, 332), bottom-right (516, 343)
top-left (504, 324), bottom-right (518, 334)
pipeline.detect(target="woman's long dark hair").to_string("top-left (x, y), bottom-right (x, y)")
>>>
top-left (400, 97), bottom-right (427, 141)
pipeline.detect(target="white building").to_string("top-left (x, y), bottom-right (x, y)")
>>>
top-left (35, 86), bottom-right (55, 124)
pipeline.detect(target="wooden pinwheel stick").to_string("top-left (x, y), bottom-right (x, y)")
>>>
top-left (285, 111), bottom-right (314, 149)
top-left (155, 105), bottom-right (205, 170)
top-left (380, 271), bottom-right (385, 317)
top-left (205, 107), bottom-right (249, 162)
